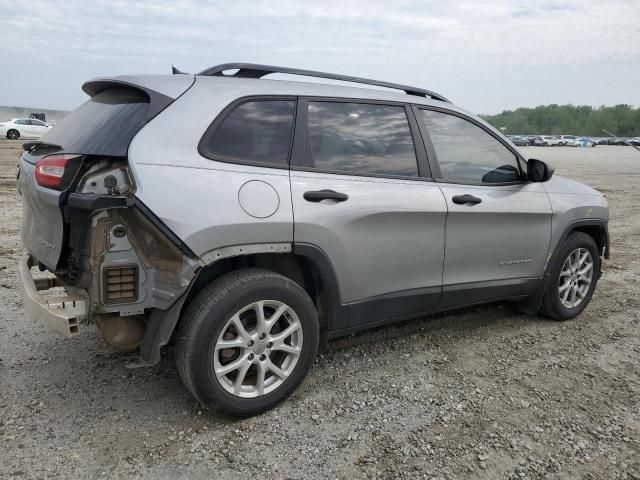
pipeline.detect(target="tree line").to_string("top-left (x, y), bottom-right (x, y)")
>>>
top-left (482, 104), bottom-right (640, 137)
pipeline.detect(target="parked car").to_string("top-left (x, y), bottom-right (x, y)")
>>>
top-left (528, 135), bottom-right (544, 146)
top-left (611, 138), bottom-right (631, 146)
top-left (0, 118), bottom-right (53, 139)
top-left (615, 137), bottom-right (639, 147)
top-left (595, 137), bottom-right (613, 145)
top-left (30, 113), bottom-right (46, 122)
top-left (16, 63), bottom-right (610, 417)
top-left (540, 135), bottom-right (561, 146)
top-left (576, 137), bottom-right (597, 147)
top-left (509, 135), bottom-right (530, 146)
top-left (558, 135), bottom-right (578, 146)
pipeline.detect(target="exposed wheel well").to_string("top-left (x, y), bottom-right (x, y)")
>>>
top-left (182, 253), bottom-right (331, 341)
top-left (570, 224), bottom-right (609, 258)
top-left (518, 222), bottom-right (608, 316)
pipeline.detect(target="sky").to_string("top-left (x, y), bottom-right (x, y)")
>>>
top-left (0, 0), bottom-right (638, 114)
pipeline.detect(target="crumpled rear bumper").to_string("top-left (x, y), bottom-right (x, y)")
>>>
top-left (17, 255), bottom-right (86, 337)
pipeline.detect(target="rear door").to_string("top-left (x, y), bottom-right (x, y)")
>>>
top-left (414, 107), bottom-right (552, 307)
top-left (24, 120), bottom-right (40, 137)
top-left (290, 99), bottom-right (447, 329)
top-left (29, 119), bottom-right (49, 138)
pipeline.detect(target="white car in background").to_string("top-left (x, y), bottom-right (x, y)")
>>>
top-left (0, 118), bottom-right (53, 140)
top-left (576, 137), bottom-right (597, 147)
top-left (559, 135), bottom-right (579, 146)
top-left (540, 135), bottom-right (561, 146)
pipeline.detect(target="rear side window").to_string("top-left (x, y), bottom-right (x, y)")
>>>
top-left (420, 109), bottom-right (522, 184)
top-left (40, 88), bottom-right (149, 157)
top-left (304, 102), bottom-right (418, 177)
top-left (200, 100), bottom-right (295, 165)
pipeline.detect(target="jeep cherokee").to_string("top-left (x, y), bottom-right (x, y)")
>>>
top-left (16, 63), bottom-right (610, 416)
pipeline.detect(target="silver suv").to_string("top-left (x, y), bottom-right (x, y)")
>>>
top-left (16, 63), bottom-right (609, 416)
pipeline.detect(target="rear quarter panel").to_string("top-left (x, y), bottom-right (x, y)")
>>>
top-left (17, 157), bottom-right (66, 268)
top-left (126, 78), bottom-right (294, 257)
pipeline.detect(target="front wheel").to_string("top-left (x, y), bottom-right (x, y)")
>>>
top-left (540, 232), bottom-right (600, 320)
top-left (175, 269), bottom-right (319, 417)
top-left (6, 129), bottom-right (19, 140)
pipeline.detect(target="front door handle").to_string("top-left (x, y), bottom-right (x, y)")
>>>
top-left (452, 194), bottom-right (482, 205)
top-left (303, 189), bottom-right (349, 203)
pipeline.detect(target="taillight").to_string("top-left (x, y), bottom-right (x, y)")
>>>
top-left (35, 154), bottom-right (81, 190)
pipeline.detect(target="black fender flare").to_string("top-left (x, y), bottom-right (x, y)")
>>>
top-left (138, 242), bottom-right (347, 365)
top-left (553, 218), bottom-right (610, 262)
top-left (292, 243), bottom-right (348, 333)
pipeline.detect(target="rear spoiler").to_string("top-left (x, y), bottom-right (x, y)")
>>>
top-left (82, 74), bottom-right (195, 121)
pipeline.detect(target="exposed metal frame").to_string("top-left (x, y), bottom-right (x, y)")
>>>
top-left (190, 63), bottom-right (451, 103)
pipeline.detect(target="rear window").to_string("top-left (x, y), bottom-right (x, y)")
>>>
top-left (199, 100), bottom-right (295, 166)
top-left (39, 88), bottom-right (149, 157)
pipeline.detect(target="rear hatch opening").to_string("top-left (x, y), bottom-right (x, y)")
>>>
top-left (18, 85), bottom-right (164, 276)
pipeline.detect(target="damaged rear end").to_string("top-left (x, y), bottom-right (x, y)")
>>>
top-left (17, 75), bottom-right (201, 360)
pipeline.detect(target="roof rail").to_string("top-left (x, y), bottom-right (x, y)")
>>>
top-left (195, 63), bottom-right (451, 103)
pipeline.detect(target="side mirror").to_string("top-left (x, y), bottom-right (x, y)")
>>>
top-left (527, 158), bottom-right (554, 182)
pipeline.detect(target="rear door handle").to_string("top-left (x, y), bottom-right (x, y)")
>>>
top-left (303, 189), bottom-right (349, 203)
top-left (452, 194), bottom-right (482, 205)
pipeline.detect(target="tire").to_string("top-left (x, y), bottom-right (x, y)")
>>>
top-left (6, 129), bottom-right (19, 140)
top-left (540, 232), bottom-right (600, 320)
top-left (175, 268), bottom-right (319, 417)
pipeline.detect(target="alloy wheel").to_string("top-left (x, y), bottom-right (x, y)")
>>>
top-left (213, 300), bottom-right (303, 398)
top-left (558, 248), bottom-right (593, 308)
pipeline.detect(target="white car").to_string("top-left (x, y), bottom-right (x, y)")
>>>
top-left (540, 135), bottom-right (561, 146)
top-left (0, 118), bottom-right (53, 140)
top-left (576, 137), bottom-right (597, 147)
top-left (559, 135), bottom-right (579, 146)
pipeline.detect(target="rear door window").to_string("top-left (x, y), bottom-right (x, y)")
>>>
top-left (39, 88), bottom-right (150, 157)
top-left (200, 100), bottom-right (295, 166)
top-left (303, 101), bottom-right (418, 177)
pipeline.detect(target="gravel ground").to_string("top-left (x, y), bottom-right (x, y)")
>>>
top-left (0, 140), bottom-right (638, 479)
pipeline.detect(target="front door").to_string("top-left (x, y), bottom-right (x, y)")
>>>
top-left (290, 99), bottom-right (447, 329)
top-left (414, 107), bottom-right (552, 307)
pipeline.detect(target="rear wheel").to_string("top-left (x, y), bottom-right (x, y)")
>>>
top-left (540, 232), bottom-right (600, 320)
top-left (6, 129), bottom-right (19, 140)
top-left (175, 268), bottom-right (319, 417)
